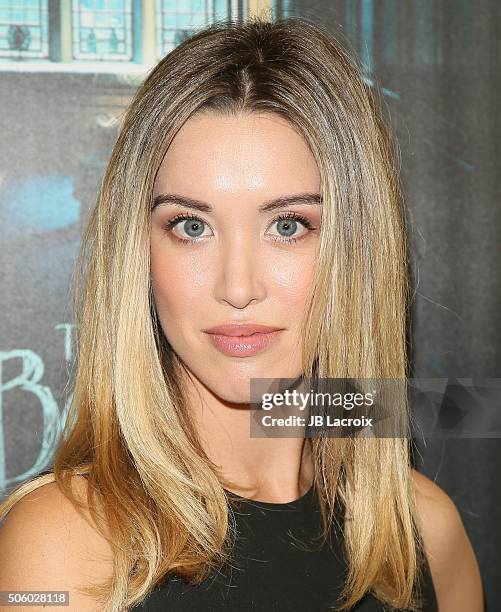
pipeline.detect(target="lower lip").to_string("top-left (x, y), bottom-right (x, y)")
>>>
top-left (204, 331), bottom-right (283, 357)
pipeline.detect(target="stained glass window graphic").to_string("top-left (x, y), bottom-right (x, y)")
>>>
top-left (72, 0), bottom-right (133, 61)
top-left (271, 0), bottom-right (295, 19)
top-left (156, 0), bottom-right (230, 57)
top-left (0, 0), bottom-right (49, 60)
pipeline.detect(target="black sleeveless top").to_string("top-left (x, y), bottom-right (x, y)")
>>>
top-left (130, 481), bottom-right (438, 611)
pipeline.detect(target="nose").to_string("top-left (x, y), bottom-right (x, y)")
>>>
top-left (214, 232), bottom-right (267, 309)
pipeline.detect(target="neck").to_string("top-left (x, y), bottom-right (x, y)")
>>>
top-left (181, 367), bottom-right (315, 503)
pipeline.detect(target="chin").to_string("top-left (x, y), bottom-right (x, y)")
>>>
top-left (194, 367), bottom-right (268, 405)
top-left (178, 353), bottom-right (301, 403)
top-left (217, 388), bottom-right (254, 406)
top-left (210, 372), bottom-right (257, 404)
top-left (210, 364), bottom-right (300, 405)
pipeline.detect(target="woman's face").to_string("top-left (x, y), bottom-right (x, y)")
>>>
top-left (150, 111), bottom-right (321, 403)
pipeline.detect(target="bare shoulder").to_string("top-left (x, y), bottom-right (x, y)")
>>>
top-left (0, 475), bottom-right (114, 611)
top-left (411, 468), bottom-right (484, 612)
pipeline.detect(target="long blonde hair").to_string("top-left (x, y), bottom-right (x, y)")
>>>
top-left (0, 16), bottom-right (427, 611)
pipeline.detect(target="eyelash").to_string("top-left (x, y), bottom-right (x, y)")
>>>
top-left (163, 211), bottom-right (315, 245)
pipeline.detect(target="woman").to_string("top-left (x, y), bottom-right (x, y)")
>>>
top-left (0, 16), bottom-right (483, 612)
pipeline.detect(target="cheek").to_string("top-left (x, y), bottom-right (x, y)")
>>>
top-left (150, 241), bottom-right (317, 319)
top-left (269, 253), bottom-right (316, 311)
top-left (150, 250), bottom-right (211, 318)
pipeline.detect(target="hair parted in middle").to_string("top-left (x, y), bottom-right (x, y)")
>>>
top-left (0, 15), bottom-right (424, 612)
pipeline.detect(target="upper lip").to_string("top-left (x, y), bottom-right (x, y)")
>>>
top-left (203, 323), bottom-right (284, 336)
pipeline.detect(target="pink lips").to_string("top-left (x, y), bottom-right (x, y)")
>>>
top-left (203, 323), bottom-right (284, 357)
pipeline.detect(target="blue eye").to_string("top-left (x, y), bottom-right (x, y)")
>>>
top-left (277, 218), bottom-right (298, 236)
top-left (181, 218), bottom-right (205, 238)
top-left (164, 213), bottom-right (212, 242)
top-left (163, 211), bottom-right (315, 245)
top-left (268, 213), bottom-right (314, 243)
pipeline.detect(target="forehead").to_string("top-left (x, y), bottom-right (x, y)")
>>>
top-left (153, 112), bottom-right (320, 197)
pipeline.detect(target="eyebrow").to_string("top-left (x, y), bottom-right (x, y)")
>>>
top-left (151, 192), bottom-right (322, 213)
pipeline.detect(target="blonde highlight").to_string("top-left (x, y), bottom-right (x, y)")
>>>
top-left (1, 16), bottom-right (427, 611)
